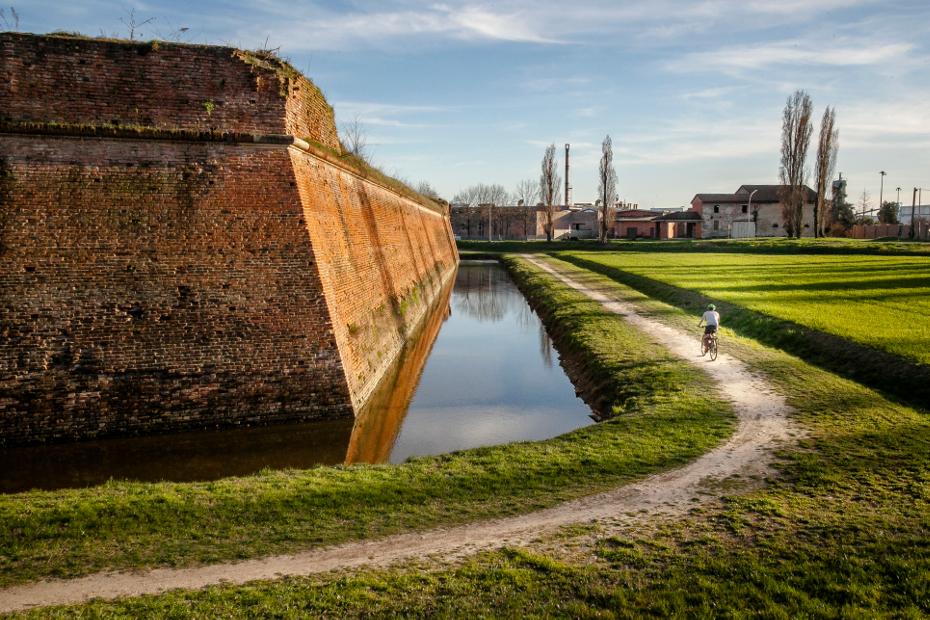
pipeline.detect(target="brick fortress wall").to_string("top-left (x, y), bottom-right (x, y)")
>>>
top-left (0, 33), bottom-right (457, 444)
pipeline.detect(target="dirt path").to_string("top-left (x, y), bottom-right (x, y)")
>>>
top-left (0, 257), bottom-right (798, 613)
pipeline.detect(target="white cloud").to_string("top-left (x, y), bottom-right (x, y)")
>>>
top-left (675, 41), bottom-right (912, 72)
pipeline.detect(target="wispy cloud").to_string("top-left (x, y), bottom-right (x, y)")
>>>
top-left (333, 100), bottom-right (449, 128)
top-left (674, 41), bottom-right (912, 72)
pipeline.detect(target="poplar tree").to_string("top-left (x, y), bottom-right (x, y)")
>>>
top-left (813, 106), bottom-right (838, 237)
top-left (539, 144), bottom-right (561, 242)
top-left (598, 135), bottom-right (618, 243)
top-left (779, 90), bottom-right (814, 238)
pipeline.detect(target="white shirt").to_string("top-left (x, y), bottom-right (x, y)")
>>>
top-left (702, 310), bottom-right (720, 326)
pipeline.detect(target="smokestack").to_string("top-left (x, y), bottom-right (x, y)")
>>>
top-left (564, 143), bottom-right (570, 208)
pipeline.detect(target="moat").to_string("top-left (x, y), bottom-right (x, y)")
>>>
top-left (0, 261), bottom-right (593, 492)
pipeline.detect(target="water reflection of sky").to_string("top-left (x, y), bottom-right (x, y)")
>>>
top-left (389, 261), bottom-right (592, 463)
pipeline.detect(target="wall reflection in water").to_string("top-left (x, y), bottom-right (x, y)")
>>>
top-left (367, 260), bottom-right (592, 465)
top-left (0, 261), bottom-right (592, 493)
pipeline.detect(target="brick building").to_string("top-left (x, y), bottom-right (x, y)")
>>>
top-left (450, 205), bottom-right (598, 240)
top-left (691, 185), bottom-right (817, 238)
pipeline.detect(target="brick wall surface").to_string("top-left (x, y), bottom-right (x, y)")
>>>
top-left (291, 149), bottom-right (457, 408)
top-left (0, 34), bottom-right (455, 445)
top-left (0, 33), bottom-right (340, 150)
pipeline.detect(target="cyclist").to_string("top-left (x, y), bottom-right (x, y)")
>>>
top-left (698, 303), bottom-right (720, 347)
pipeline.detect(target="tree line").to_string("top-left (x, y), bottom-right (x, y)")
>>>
top-left (453, 136), bottom-right (618, 243)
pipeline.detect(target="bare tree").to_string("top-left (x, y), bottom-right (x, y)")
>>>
top-left (415, 181), bottom-right (441, 201)
top-left (340, 115), bottom-right (371, 163)
top-left (598, 135), bottom-right (618, 243)
top-left (452, 183), bottom-right (509, 240)
top-left (513, 178), bottom-right (539, 240)
top-left (778, 90), bottom-right (814, 238)
top-left (120, 8), bottom-right (155, 41)
top-left (513, 178), bottom-right (539, 208)
top-left (452, 183), bottom-right (507, 207)
top-left (539, 144), bottom-right (561, 242)
top-left (813, 106), bottom-right (838, 237)
top-left (0, 6), bottom-right (20, 30)
top-left (857, 189), bottom-right (872, 221)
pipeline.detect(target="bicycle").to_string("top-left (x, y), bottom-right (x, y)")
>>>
top-left (701, 332), bottom-right (718, 361)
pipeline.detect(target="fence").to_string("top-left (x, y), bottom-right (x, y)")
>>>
top-left (849, 222), bottom-right (930, 241)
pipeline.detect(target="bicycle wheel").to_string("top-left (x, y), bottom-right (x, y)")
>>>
top-left (709, 338), bottom-right (718, 361)
top-left (700, 338), bottom-right (708, 356)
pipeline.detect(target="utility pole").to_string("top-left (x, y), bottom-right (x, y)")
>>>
top-left (911, 187), bottom-right (918, 239)
top-left (564, 144), bottom-right (571, 209)
top-left (487, 203), bottom-right (493, 242)
top-left (896, 186), bottom-right (902, 207)
top-left (879, 171), bottom-right (886, 217)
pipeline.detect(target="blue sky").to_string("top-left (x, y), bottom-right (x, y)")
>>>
top-left (15, 0), bottom-right (930, 207)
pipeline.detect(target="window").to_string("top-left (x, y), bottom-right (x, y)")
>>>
top-left (713, 205), bottom-right (720, 213)
top-left (741, 204), bottom-right (748, 213)
top-left (772, 223), bottom-right (779, 228)
top-left (713, 220), bottom-right (719, 231)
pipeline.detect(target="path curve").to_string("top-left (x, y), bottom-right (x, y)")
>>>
top-left (0, 257), bottom-right (797, 613)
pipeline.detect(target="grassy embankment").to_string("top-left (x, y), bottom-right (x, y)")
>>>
top-left (557, 250), bottom-right (930, 409)
top-left (0, 259), bottom-right (734, 588)
top-left (24, 257), bottom-right (930, 618)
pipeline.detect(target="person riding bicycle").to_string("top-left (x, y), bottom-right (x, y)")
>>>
top-left (698, 303), bottom-right (720, 340)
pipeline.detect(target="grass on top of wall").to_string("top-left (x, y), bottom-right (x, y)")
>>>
top-left (0, 258), bottom-right (734, 588)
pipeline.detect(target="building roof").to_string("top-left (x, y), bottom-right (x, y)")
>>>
top-left (654, 210), bottom-right (703, 222)
top-left (615, 209), bottom-right (658, 220)
top-left (693, 193), bottom-right (747, 204)
top-left (736, 184), bottom-right (818, 203)
top-left (694, 184), bottom-right (817, 206)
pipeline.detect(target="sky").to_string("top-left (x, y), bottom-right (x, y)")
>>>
top-left (12, 0), bottom-right (930, 207)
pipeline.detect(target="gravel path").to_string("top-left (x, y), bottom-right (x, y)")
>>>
top-left (0, 257), bottom-right (798, 613)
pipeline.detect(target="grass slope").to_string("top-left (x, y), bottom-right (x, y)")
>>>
top-left (0, 258), bottom-right (733, 588)
top-left (24, 258), bottom-right (930, 618)
top-left (558, 250), bottom-right (930, 410)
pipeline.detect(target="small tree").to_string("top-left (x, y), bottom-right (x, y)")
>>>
top-left (814, 107), bottom-right (838, 237)
top-left (415, 181), bottom-right (441, 201)
top-left (340, 115), bottom-right (370, 163)
top-left (877, 201), bottom-right (899, 224)
top-left (598, 135), bottom-right (618, 243)
top-left (539, 144), bottom-right (561, 242)
top-left (120, 8), bottom-right (155, 41)
top-left (779, 90), bottom-right (814, 238)
top-left (857, 189), bottom-right (872, 220)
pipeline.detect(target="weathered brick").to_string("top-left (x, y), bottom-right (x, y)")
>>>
top-left (0, 33), bottom-right (457, 445)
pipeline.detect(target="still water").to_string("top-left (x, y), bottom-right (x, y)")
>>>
top-left (0, 261), bottom-right (592, 492)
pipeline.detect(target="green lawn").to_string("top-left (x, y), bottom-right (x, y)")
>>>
top-left (0, 257), bottom-right (734, 588)
top-left (458, 236), bottom-right (930, 256)
top-left (23, 258), bottom-right (930, 618)
top-left (560, 251), bottom-right (930, 367)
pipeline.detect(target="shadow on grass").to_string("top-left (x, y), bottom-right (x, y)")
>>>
top-left (558, 255), bottom-right (930, 413)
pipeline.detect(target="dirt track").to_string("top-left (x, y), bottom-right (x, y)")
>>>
top-left (0, 256), bottom-right (798, 613)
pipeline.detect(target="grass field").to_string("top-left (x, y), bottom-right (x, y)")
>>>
top-left (23, 258), bottom-right (930, 618)
top-left (560, 251), bottom-right (930, 367)
top-left (0, 258), bottom-right (734, 588)
top-left (457, 237), bottom-right (930, 256)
